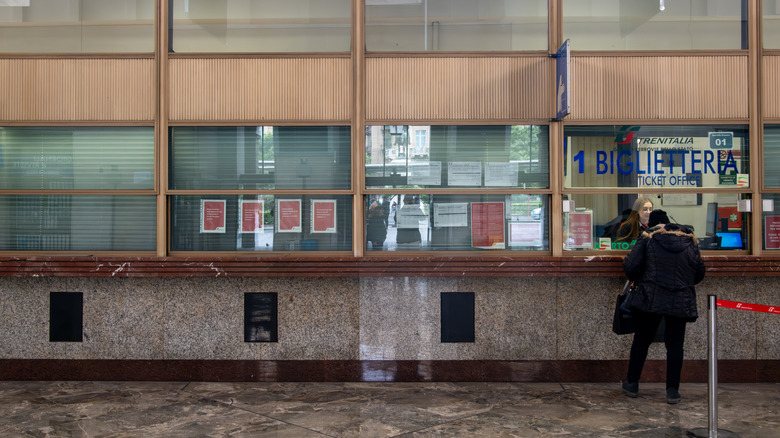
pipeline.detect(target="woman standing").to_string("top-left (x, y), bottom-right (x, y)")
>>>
top-left (622, 222), bottom-right (706, 404)
top-left (615, 197), bottom-right (655, 244)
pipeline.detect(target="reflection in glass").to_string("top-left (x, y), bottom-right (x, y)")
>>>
top-left (170, 126), bottom-right (351, 191)
top-left (171, 0), bottom-right (350, 53)
top-left (0, 195), bottom-right (156, 251)
top-left (365, 125), bottom-right (549, 189)
top-left (764, 125), bottom-right (780, 187)
top-left (170, 195), bottom-right (353, 252)
top-left (563, 0), bottom-right (747, 50)
top-left (0, 127), bottom-right (155, 190)
top-left (764, 0), bottom-right (780, 48)
top-left (0, 0), bottom-right (154, 53)
top-left (366, 0), bottom-right (548, 51)
top-left (364, 194), bottom-right (548, 251)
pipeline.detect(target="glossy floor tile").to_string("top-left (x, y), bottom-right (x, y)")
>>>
top-left (0, 381), bottom-right (777, 437)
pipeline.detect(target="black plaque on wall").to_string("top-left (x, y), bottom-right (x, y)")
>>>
top-left (440, 292), bottom-right (475, 343)
top-left (50, 292), bottom-right (83, 342)
top-left (244, 293), bottom-right (278, 342)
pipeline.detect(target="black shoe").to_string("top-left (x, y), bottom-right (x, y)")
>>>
top-left (622, 381), bottom-right (639, 398)
top-left (666, 388), bottom-right (681, 404)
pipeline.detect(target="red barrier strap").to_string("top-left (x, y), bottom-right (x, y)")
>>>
top-left (717, 299), bottom-right (780, 314)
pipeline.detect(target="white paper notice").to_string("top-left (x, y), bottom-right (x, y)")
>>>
top-left (448, 162), bottom-right (482, 186)
top-left (407, 161), bottom-right (442, 186)
top-left (484, 162), bottom-right (518, 187)
top-left (433, 203), bottom-right (468, 227)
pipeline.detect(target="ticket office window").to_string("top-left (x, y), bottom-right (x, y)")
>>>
top-left (0, 0), bottom-right (155, 53)
top-left (170, 126), bottom-right (351, 191)
top-left (762, 125), bottom-right (780, 250)
top-left (0, 195), bottom-right (156, 252)
top-left (0, 126), bottom-right (156, 252)
top-left (365, 0), bottom-right (548, 52)
top-left (365, 125), bottom-right (549, 190)
top-left (563, 0), bottom-right (748, 51)
top-left (169, 195), bottom-right (352, 252)
top-left (364, 194), bottom-right (549, 252)
top-left (562, 193), bottom-right (749, 252)
top-left (761, 194), bottom-right (780, 250)
top-left (563, 125), bottom-right (750, 252)
top-left (564, 125), bottom-right (750, 191)
top-left (168, 126), bottom-right (352, 253)
top-left (764, 125), bottom-right (780, 188)
top-left (170, 0), bottom-right (351, 53)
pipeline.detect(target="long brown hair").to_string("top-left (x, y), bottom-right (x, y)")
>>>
top-left (617, 197), bottom-right (654, 242)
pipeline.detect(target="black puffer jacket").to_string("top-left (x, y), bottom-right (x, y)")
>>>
top-left (623, 224), bottom-right (706, 321)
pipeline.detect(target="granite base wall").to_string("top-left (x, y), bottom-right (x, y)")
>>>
top-left (2, 276), bottom-right (777, 364)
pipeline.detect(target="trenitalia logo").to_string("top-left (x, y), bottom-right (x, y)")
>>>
top-left (615, 126), bottom-right (640, 145)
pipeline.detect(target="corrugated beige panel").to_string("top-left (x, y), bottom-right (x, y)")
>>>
top-left (0, 59), bottom-right (154, 122)
top-left (763, 56), bottom-right (780, 119)
top-left (571, 56), bottom-right (748, 121)
top-left (170, 58), bottom-right (351, 122)
top-left (366, 57), bottom-right (552, 121)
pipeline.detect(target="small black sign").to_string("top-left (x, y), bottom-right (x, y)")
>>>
top-left (244, 293), bottom-right (278, 342)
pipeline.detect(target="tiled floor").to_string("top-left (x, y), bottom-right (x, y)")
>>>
top-left (0, 381), bottom-right (777, 437)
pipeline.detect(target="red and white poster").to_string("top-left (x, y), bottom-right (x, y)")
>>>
top-left (765, 216), bottom-right (780, 250)
top-left (200, 199), bottom-right (226, 233)
top-left (509, 221), bottom-right (543, 248)
top-left (277, 199), bottom-right (302, 233)
top-left (471, 202), bottom-right (505, 249)
top-left (311, 199), bottom-right (337, 233)
top-left (566, 211), bottom-right (592, 249)
top-left (239, 200), bottom-right (264, 233)
top-left (718, 206), bottom-right (742, 231)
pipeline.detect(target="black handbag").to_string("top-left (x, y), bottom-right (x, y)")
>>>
top-left (612, 280), bottom-right (636, 335)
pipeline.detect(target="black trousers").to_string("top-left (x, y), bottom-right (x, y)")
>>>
top-left (626, 310), bottom-right (687, 390)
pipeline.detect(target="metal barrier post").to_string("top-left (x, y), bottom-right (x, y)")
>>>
top-left (687, 295), bottom-right (738, 438)
top-left (708, 294), bottom-right (718, 437)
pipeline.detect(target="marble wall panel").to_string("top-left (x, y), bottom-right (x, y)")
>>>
top-left (458, 277), bottom-right (558, 360)
top-left (359, 277), bottom-right (460, 360)
top-left (84, 278), bottom-right (165, 359)
top-left (702, 277), bottom-right (759, 360)
top-left (556, 276), bottom-right (636, 360)
top-left (1, 276), bottom-right (777, 362)
top-left (161, 277), bottom-right (360, 360)
top-left (753, 278), bottom-right (780, 360)
top-left (1, 277), bottom-right (69, 359)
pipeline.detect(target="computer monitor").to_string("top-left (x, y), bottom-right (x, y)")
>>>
top-left (705, 202), bottom-right (718, 237)
top-left (716, 232), bottom-right (743, 249)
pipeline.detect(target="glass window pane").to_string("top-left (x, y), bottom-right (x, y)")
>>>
top-left (762, 194), bottom-right (780, 250)
top-left (366, 0), bottom-right (547, 51)
top-left (365, 194), bottom-right (548, 251)
top-left (764, 125), bottom-right (780, 187)
top-left (563, 193), bottom-right (747, 252)
top-left (171, 0), bottom-right (351, 53)
top-left (0, 0), bottom-right (154, 53)
top-left (170, 126), bottom-right (351, 191)
top-left (564, 125), bottom-right (749, 190)
top-left (0, 127), bottom-right (155, 190)
top-left (366, 125), bottom-right (549, 189)
top-left (563, 0), bottom-right (747, 50)
top-left (764, 0), bottom-right (780, 48)
top-left (170, 194), bottom-right (353, 252)
top-left (0, 195), bottom-right (156, 251)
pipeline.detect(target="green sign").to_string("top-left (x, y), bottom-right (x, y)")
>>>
top-left (719, 174), bottom-right (737, 185)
